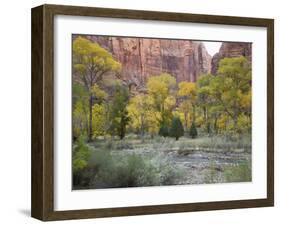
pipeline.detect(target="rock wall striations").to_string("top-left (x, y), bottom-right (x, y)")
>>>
top-left (85, 35), bottom-right (212, 88)
top-left (75, 35), bottom-right (251, 88)
top-left (211, 42), bottom-right (252, 74)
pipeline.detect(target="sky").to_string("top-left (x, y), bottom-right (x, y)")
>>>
top-left (202, 41), bottom-right (222, 56)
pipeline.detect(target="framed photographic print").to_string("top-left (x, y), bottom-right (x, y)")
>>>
top-left (31, 4), bottom-right (274, 221)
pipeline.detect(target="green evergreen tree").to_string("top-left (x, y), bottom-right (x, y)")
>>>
top-left (189, 122), bottom-right (198, 139)
top-left (169, 117), bottom-right (184, 140)
top-left (159, 123), bottom-right (169, 137)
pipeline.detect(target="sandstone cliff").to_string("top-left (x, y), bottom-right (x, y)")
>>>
top-left (211, 42), bottom-right (252, 74)
top-left (85, 35), bottom-right (212, 87)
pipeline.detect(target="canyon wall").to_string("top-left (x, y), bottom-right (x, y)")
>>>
top-left (85, 36), bottom-right (212, 88)
top-left (74, 36), bottom-right (252, 88)
top-left (211, 42), bottom-right (252, 74)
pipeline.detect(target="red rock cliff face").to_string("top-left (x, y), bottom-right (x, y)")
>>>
top-left (211, 42), bottom-right (252, 74)
top-left (85, 36), bottom-right (212, 87)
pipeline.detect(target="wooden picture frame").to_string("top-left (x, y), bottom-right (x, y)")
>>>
top-left (31, 4), bottom-right (274, 221)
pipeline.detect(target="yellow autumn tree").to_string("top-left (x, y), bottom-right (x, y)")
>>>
top-left (73, 36), bottom-right (121, 141)
top-left (209, 57), bottom-right (252, 133)
top-left (127, 94), bottom-right (160, 137)
top-left (91, 84), bottom-right (108, 101)
top-left (92, 104), bottom-right (107, 138)
top-left (147, 73), bottom-right (176, 126)
top-left (178, 82), bottom-right (197, 127)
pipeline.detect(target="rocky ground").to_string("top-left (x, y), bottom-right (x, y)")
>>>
top-left (104, 136), bottom-right (252, 185)
top-left (168, 149), bottom-right (251, 184)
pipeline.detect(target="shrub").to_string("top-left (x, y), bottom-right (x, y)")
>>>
top-left (114, 140), bottom-right (133, 150)
top-left (224, 161), bottom-right (252, 182)
top-left (72, 136), bottom-right (92, 188)
top-left (91, 153), bottom-right (162, 188)
top-left (73, 149), bottom-right (184, 189)
top-left (189, 122), bottom-right (198, 138)
top-left (204, 162), bottom-right (222, 183)
top-left (169, 117), bottom-right (184, 140)
top-left (72, 136), bottom-right (91, 172)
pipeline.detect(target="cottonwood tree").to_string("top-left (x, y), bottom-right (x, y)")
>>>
top-left (127, 94), bottom-right (154, 138)
top-left (197, 74), bottom-right (214, 134)
top-left (73, 36), bottom-right (121, 141)
top-left (209, 56), bottom-right (251, 133)
top-left (147, 73), bottom-right (176, 127)
top-left (178, 81), bottom-right (197, 126)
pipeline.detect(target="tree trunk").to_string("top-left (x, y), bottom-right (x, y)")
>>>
top-left (119, 115), bottom-right (126, 140)
top-left (184, 112), bottom-right (188, 131)
top-left (214, 117), bottom-right (218, 134)
top-left (204, 107), bottom-right (209, 125)
top-left (88, 95), bottom-right (93, 141)
top-left (233, 116), bottom-right (238, 133)
top-left (192, 104), bottom-right (196, 123)
top-left (233, 102), bottom-right (239, 133)
top-left (233, 106), bottom-right (239, 133)
top-left (140, 115), bottom-right (145, 141)
top-left (203, 106), bottom-right (207, 123)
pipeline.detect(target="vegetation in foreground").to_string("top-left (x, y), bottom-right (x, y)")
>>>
top-left (73, 136), bottom-right (185, 189)
top-left (73, 135), bottom-right (251, 189)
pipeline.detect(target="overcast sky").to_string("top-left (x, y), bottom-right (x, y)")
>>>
top-left (202, 41), bottom-right (222, 56)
